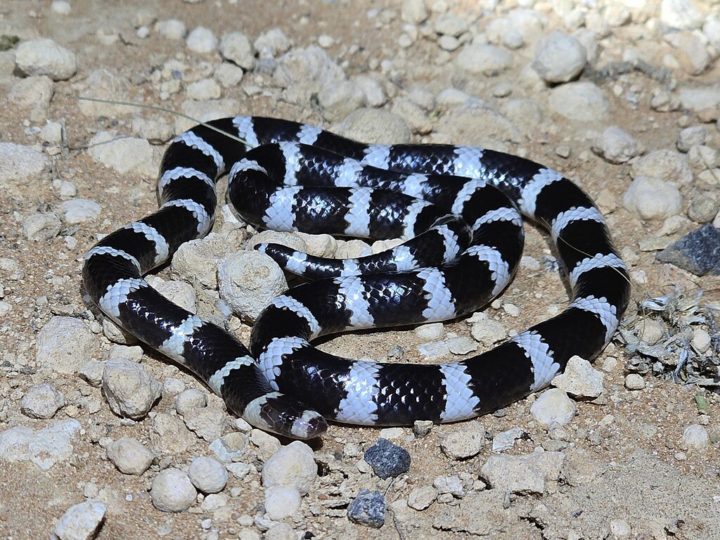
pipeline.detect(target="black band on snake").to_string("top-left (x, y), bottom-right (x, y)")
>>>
top-left (82, 116), bottom-right (631, 440)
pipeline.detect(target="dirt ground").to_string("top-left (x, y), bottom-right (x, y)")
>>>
top-left (0, 0), bottom-right (719, 539)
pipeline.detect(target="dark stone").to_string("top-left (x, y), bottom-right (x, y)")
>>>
top-left (347, 489), bottom-right (385, 528)
top-left (656, 224), bottom-right (720, 276)
top-left (363, 438), bottom-right (411, 479)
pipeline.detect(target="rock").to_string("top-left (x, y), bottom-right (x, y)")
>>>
top-left (656, 224), bottom-right (720, 276)
top-left (186, 78), bottom-right (221, 100)
top-left (0, 419), bottom-right (81, 470)
top-left (106, 437), bottom-right (154, 475)
top-left (353, 75), bottom-right (387, 107)
top-left (688, 193), bottom-right (719, 224)
top-left (455, 44), bottom-right (512, 76)
top-left (155, 19), bottom-right (187, 40)
top-left (549, 82), bottom-right (609, 122)
top-left (624, 373), bottom-right (646, 390)
top-left (182, 405), bottom-right (226, 441)
top-left (491, 427), bottom-right (525, 453)
top-left (217, 251), bottom-right (288, 321)
top-left (172, 233), bottom-right (233, 289)
top-left (8, 75), bottom-right (54, 120)
top-left (435, 13), bottom-right (470, 37)
top-left (174, 388), bottom-right (208, 415)
top-left (683, 424), bottom-right (709, 450)
top-left (469, 315), bottom-right (508, 346)
top-left (552, 356), bottom-right (604, 398)
top-left (363, 438), bottom-right (411, 479)
top-left (666, 31), bottom-right (711, 75)
top-left (440, 424), bottom-right (485, 459)
top-left (151, 468), bottom-right (197, 512)
top-left (692, 328), bottom-right (711, 353)
top-left (408, 485), bottom-right (438, 510)
top-left (15, 38), bottom-right (77, 80)
top-left (87, 132), bottom-right (156, 177)
top-left (176, 97), bottom-right (240, 133)
top-left (0, 142), bottom-right (50, 184)
top-left (318, 80), bottom-right (366, 121)
top-left (273, 46), bottom-right (345, 103)
top-left (102, 359), bottom-right (162, 419)
top-left (219, 31), bottom-right (254, 69)
top-left (480, 450), bottom-right (565, 494)
top-left (53, 500), bottom-right (106, 540)
top-left (592, 126), bottom-right (641, 164)
top-left (532, 31), bottom-right (586, 83)
top-left (254, 28), bottom-right (291, 59)
top-left (623, 177), bottom-right (682, 220)
top-left (262, 441), bottom-right (317, 495)
top-left (61, 199), bottom-right (102, 224)
top-left (21, 383), bottom-right (65, 419)
top-left (530, 388), bottom-right (576, 427)
top-left (23, 212), bottom-right (62, 241)
top-left (334, 108), bottom-right (411, 145)
top-left (415, 322), bottom-right (445, 341)
top-left (251, 429), bottom-right (282, 461)
top-left (677, 126), bottom-right (708, 153)
top-left (677, 85), bottom-right (720, 112)
top-left (660, 0), bottom-right (705, 29)
top-left (76, 69), bottom-right (133, 118)
top-left (264, 486), bottom-right (302, 520)
top-left (401, 0), bottom-right (428, 24)
top-left (433, 474), bottom-right (464, 498)
top-left (36, 316), bottom-right (98, 375)
top-left (347, 489), bottom-right (385, 528)
top-left (188, 456), bottom-right (228, 494)
top-left (150, 413), bottom-right (196, 455)
top-left (186, 26), bottom-right (218, 54)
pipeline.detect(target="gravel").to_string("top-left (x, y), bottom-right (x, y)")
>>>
top-left (363, 438), bottom-right (411, 479)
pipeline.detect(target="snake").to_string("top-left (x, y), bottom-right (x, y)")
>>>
top-left (83, 116), bottom-right (631, 439)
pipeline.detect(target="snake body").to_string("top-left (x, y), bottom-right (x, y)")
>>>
top-left (83, 116), bottom-right (630, 439)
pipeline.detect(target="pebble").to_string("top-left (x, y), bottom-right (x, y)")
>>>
top-left (335, 108), bottom-right (411, 145)
top-left (53, 500), bottom-right (106, 540)
top-left (530, 388), bottom-right (577, 427)
top-left (469, 315), bottom-right (508, 346)
top-left (683, 424), bottom-right (710, 450)
top-left (36, 316), bottom-right (98, 374)
top-left (261, 441), bottom-right (317, 495)
top-left (186, 78), bottom-right (221, 100)
top-left (15, 38), bottom-right (77, 80)
top-left (433, 474), bottom-right (464, 498)
top-left (0, 419), bottom-right (81, 470)
top-left (687, 194), bottom-right (718, 224)
top-left (214, 62), bottom-right (244, 87)
top-left (625, 373), bottom-right (646, 390)
top-left (660, 0), bottom-right (705, 29)
top-left (151, 413), bottom-right (195, 455)
top-left (552, 356), bottom-right (604, 398)
top-left (50, 0), bottom-right (72, 15)
top-left (188, 456), bottom-right (228, 493)
top-left (692, 328), bottom-right (711, 354)
top-left (273, 46), bottom-right (345, 102)
top-left (548, 81), bottom-right (609, 121)
top-left (9, 75), bottom-right (54, 120)
top-left (20, 383), bottom-right (65, 419)
top-left (106, 437), bottom-right (154, 475)
top-left (151, 468), bottom-right (197, 512)
top-left (0, 142), bottom-right (50, 183)
top-left (171, 233), bottom-right (227, 289)
top-left (220, 31), bottom-right (255, 69)
top-left (631, 149), bottom-right (692, 184)
top-left (407, 485), bottom-right (437, 510)
top-left (447, 336), bottom-right (477, 355)
top-left (254, 28), bottom-right (291, 59)
top-left (656, 224), bottom-right (720, 276)
top-left (480, 450), bottom-right (565, 495)
top-left (102, 359), bottom-right (162, 419)
top-left (637, 318), bottom-right (665, 345)
top-left (182, 405), bottom-right (226, 441)
top-left (87, 132), bottom-right (155, 177)
top-left (347, 489), bottom-right (385, 528)
top-left (175, 388), bottom-right (207, 415)
top-left (22, 212), bottom-right (61, 241)
top-left (592, 126), bottom-right (641, 164)
top-left (666, 31), bottom-right (711, 75)
top-left (363, 438), bottom-right (411, 479)
top-left (217, 251), bottom-right (288, 321)
top-left (623, 176), bottom-right (682, 220)
top-left (265, 523), bottom-right (295, 540)
top-left (61, 199), bottom-right (102, 224)
top-left (677, 126), bottom-right (707, 152)
top-left (264, 486), bottom-right (302, 520)
top-left (532, 31), bottom-right (586, 83)
top-left (251, 429), bottom-right (282, 460)
top-left (401, 0), bottom-right (428, 24)
top-left (440, 423), bottom-right (485, 460)
top-left (155, 19), bottom-right (187, 40)
top-left (492, 427), bottom-right (525, 453)
top-left (415, 322), bottom-right (445, 341)
top-left (455, 44), bottom-right (512, 75)
top-left (186, 26), bottom-right (218, 54)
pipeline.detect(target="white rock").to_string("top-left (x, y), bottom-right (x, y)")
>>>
top-left (677, 85), bottom-right (720, 112)
top-left (264, 486), bottom-right (302, 520)
top-left (491, 427), bottom-right (525, 453)
top-left (593, 126), bottom-right (641, 164)
top-left (150, 413), bottom-right (196, 455)
top-left (87, 132), bottom-right (155, 177)
top-left (624, 373), bottom-right (646, 390)
top-left (440, 423), bottom-right (485, 459)
top-left (273, 46), bottom-right (345, 103)
top-left (660, 0), bottom-right (705, 29)
top-left (334, 108), bottom-right (411, 145)
top-left (408, 485), bottom-right (437, 510)
top-left (21, 383), bottom-right (65, 419)
top-left (8, 75), bottom-right (54, 120)
top-left (469, 315), bottom-right (507, 346)
top-left (175, 388), bottom-right (208, 415)
top-left (692, 328), bottom-right (711, 354)
top-left (434, 13), bottom-right (470, 37)
top-left (480, 451), bottom-right (565, 495)
top-left (15, 38), bottom-right (77, 80)
top-left (0, 142), bottom-right (49, 184)
top-left (433, 475), bottom-right (464, 498)
top-left (155, 19), bottom-right (187, 40)
top-left (552, 356), bottom-right (604, 398)
top-left (0, 419), bottom-right (81, 470)
top-left (61, 199), bottom-right (102, 224)
top-left (632, 149), bottom-right (692, 184)
top-left (220, 32), bottom-right (255, 69)
top-left (102, 359), bottom-right (162, 419)
top-left (683, 424), bottom-right (709, 450)
top-left (455, 44), bottom-right (512, 75)
top-left (530, 388), bottom-right (576, 427)
top-left (214, 63), bottom-right (244, 88)
top-left (666, 31), bottom-right (711, 75)
top-left (175, 97), bottom-right (240, 137)
top-left (186, 78), bottom-right (221, 100)
top-left (146, 277), bottom-right (196, 313)
top-left (677, 126), bottom-right (707, 153)
top-left (51, 0), bottom-right (72, 15)
top-left (415, 322), bottom-right (445, 341)
top-left (36, 316), bottom-right (98, 374)
top-left (251, 429), bottom-right (282, 461)
top-left (532, 31), bottom-right (586, 83)
top-left (549, 82), bottom-right (609, 122)
top-left (77, 69), bottom-right (132, 118)
top-left (262, 441), bottom-right (317, 495)
top-left (623, 176), bottom-right (682, 220)
top-left (401, 0), bottom-right (428, 24)
top-left (318, 80), bottom-right (365, 121)
top-left (182, 406), bottom-right (226, 441)
top-left (186, 26), bottom-right (218, 54)
top-left (254, 28), bottom-right (291, 59)
top-left (265, 523), bottom-right (296, 540)
top-left (106, 437), bottom-right (155, 475)
top-left (151, 468), bottom-right (197, 512)
top-left (217, 251), bottom-right (288, 321)
top-left (23, 212), bottom-right (61, 241)
top-left (352, 75), bottom-right (387, 107)
top-left (53, 500), bottom-right (106, 540)
top-left (188, 456), bottom-right (228, 493)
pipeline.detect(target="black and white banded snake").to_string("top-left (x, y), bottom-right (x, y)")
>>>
top-left (83, 115), bottom-right (631, 439)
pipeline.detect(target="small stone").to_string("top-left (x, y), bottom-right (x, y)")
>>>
top-left (433, 475), bottom-right (464, 498)
top-left (408, 485), bottom-right (437, 510)
top-left (0, 142), bottom-right (50, 184)
top-left (23, 212), bottom-right (61, 241)
top-left (36, 316), bottom-right (98, 375)
top-left (455, 44), bottom-right (512, 76)
top-left (623, 177), bottom-right (682, 220)
top-left (530, 388), bottom-right (576, 427)
top-left (214, 63), bottom-right (244, 88)
top-left (592, 126), bottom-right (641, 164)
top-left (0, 419), bottom-right (81, 471)
top-left (415, 322), bottom-right (445, 341)
top-left (155, 19), bottom-right (187, 40)
top-left (625, 373), bottom-right (646, 390)
top-left (692, 328), bottom-right (711, 353)
top-left (549, 82), bottom-right (609, 122)
top-left (51, 0), bottom-right (71, 14)
top-left (53, 500), bottom-right (106, 540)
top-left (363, 438), bottom-right (411, 479)
top-left (21, 383), bottom-right (65, 419)
top-left (447, 336), bottom-right (477, 355)
top-left (264, 485), bottom-right (301, 520)
top-left (335, 108), bottom-right (411, 145)
top-left (175, 388), bottom-right (207, 415)
top-left (182, 405), bottom-right (226, 441)
top-left (480, 451), bottom-right (565, 495)
top-left (491, 427), bottom-right (525, 453)
top-left (102, 359), bottom-right (162, 419)
top-left (469, 316), bottom-right (508, 346)
top-left (552, 356), bottom-right (604, 398)
top-left (687, 194), bottom-right (718, 224)
top-left (186, 78), bottom-right (221, 100)
top-left (87, 132), bottom-right (155, 177)
top-left (661, 0), bottom-right (704, 30)
top-left (631, 149), bottom-right (692, 185)
top-left (677, 126), bottom-right (707, 152)
top-left (61, 199), bottom-right (101, 224)
top-left (347, 489), bottom-right (385, 528)
top-left (254, 28), bottom-right (291, 59)
top-left (151, 468), bottom-right (197, 512)
top-left (186, 26), bottom-right (218, 54)
top-left (106, 437), bottom-right (154, 475)
top-left (262, 441), bottom-right (317, 495)
top-left (656, 224), bottom-right (720, 276)
top-left (15, 38), bottom-right (77, 80)
top-left (610, 519), bottom-right (632, 538)
top-left (401, 0), bottom-right (428, 24)
top-left (188, 456), bottom-right (228, 494)
top-left (440, 423), bottom-right (485, 459)
top-left (532, 31), bottom-right (586, 83)
top-left (683, 424), bottom-right (709, 450)
top-left (219, 31), bottom-right (254, 69)
top-left (413, 420), bottom-right (434, 438)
